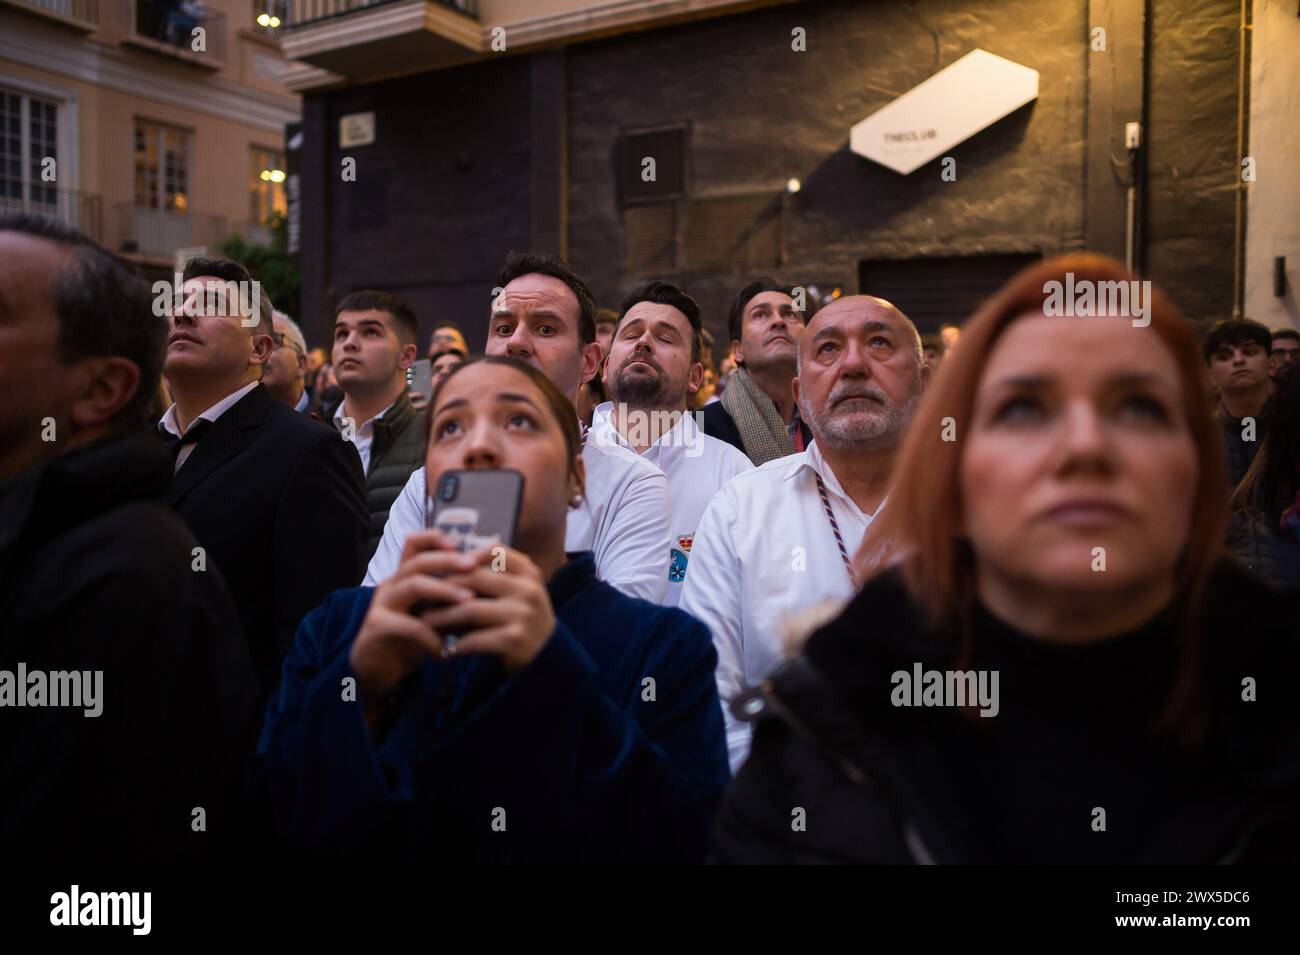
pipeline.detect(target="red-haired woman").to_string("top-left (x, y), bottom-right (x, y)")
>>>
top-left (714, 255), bottom-right (1300, 864)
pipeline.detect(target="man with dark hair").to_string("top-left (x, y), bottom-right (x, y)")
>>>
top-left (427, 320), bottom-right (469, 360)
top-left (330, 289), bottom-right (428, 554)
top-left (161, 255), bottom-right (369, 693)
top-left (430, 346), bottom-right (467, 388)
top-left (701, 277), bottom-right (812, 464)
top-left (1204, 318), bottom-right (1274, 490)
top-left (366, 252), bottom-right (671, 602)
top-left (1271, 328), bottom-right (1300, 381)
top-left (593, 280), bottom-right (751, 603)
top-left (0, 214), bottom-right (260, 858)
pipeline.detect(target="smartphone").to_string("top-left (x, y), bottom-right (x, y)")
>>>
top-left (426, 468), bottom-right (524, 552)
top-left (417, 469), bottom-right (525, 642)
top-left (408, 359), bottom-right (432, 393)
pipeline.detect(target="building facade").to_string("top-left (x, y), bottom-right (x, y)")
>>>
top-left (279, 0), bottom-right (1295, 348)
top-left (1, 0), bottom-right (301, 278)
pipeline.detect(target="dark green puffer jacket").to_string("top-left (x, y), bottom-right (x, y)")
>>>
top-left (329, 390), bottom-right (428, 556)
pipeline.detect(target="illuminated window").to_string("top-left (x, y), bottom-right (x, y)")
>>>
top-left (250, 144), bottom-right (287, 227)
top-left (134, 119), bottom-right (191, 213)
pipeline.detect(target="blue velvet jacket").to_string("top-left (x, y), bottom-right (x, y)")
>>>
top-left (253, 553), bottom-right (730, 863)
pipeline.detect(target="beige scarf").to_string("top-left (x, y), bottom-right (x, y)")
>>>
top-left (720, 367), bottom-right (796, 465)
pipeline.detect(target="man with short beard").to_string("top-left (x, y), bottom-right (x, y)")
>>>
top-left (681, 295), bottom-right (927, 771)
top-left (701, 279), bottom-right (812, 464)
top-left (591, 281), bottom-right (751, 604)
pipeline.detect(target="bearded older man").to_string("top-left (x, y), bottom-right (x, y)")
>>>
top-left (680, 295), bottom-right (927, 771)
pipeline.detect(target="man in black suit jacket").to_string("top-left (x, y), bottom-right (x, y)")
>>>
top-left (161, 256), bottom-right (369, 692)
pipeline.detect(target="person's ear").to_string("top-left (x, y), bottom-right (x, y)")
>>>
top-left (791, 374), bottom-right (801, 407)
top-left (69, 356), bottom-right (141, 429)
top-left (687, 360), bottom-right (705, 395)
top-left (919, 358), bottom-right (932, 391)
top-left (731, 339), bottom-right (744, 366)
top-left (249, 330), bottom-right (275, 368)
top-left (579, 341), bottom-right (601, 386)
top-left (296, 351), bottom-right (308, 376)
top-left (398, 342), bottom-right (418, 370)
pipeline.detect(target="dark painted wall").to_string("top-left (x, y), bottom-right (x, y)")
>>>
top-left (1145, 0), bottom-right (1241, 324)
top-left (569, 0), bottom-right (1088, 340)
top-left (301, 56), bottom-right (533, 349)
top-left (300, 0), bottom-right (1241, 349)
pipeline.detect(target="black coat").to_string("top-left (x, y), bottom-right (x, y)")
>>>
top-left (0, 429), bottom-right (261, 860)
top-left (1226, 509), bottom-right (1300, 593)
top-left (166, 383), bottom-right (369, 692)
top-left (714, 561), bottom-right (1300, 864)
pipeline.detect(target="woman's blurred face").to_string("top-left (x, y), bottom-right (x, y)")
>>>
top-left (426, 363), bottom-right (575, 549)
top-left (961, 314), bottom-right (1198, 599)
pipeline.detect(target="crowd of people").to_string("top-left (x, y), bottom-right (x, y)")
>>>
top-left (2, 210), bottom-right (1298, 865)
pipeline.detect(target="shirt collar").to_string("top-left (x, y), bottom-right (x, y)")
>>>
top-left (159, 380), bottom-right (260, 438)
top-left (333, 398), bottom-right (396, 432)
top-left (786, 440), bottom-right (884, 521)
top-left (588, 401), bottom-right (697, 457)
top-left (293, 390), bottom-right (309, 413)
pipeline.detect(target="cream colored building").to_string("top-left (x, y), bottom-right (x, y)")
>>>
top-left (1, 0), bottom-right (300, 277)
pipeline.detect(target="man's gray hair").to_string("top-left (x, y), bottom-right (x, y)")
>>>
top-left (272, 310), bottom-right (307, 356)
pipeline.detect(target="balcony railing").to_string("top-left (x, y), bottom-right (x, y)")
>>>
top-left (285, 0), bottom-right (476, 31)
top-left (0, 0), bottom-right (99, 30)
top-left (121, 0), bottom-right (227, 68)
top-left (0, 187), bottom-right (103, 242)
top-left (117, 202), bottom-right (229, 259)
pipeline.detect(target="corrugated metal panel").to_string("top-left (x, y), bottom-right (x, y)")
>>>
top-left (623, 202), bottom-right (676, 274)
top-left (857, 252), bottom-right (1041, 332)
top-left (682, 192), bottom-right (781, 273)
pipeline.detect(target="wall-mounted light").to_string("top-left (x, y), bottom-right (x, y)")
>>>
top-left (256, 13), bottom-right (281, 28)
top-left (785, 178), bottom-right (802, 194)
top-left (260, 168), bottom-right (287, 183)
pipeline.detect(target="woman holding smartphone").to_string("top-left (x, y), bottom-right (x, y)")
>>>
top-left (714, 255), bottom-right (1300, 864)
top-left (256, 356), bottom-right (729, 862)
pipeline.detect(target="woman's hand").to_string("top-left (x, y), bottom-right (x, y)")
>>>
top-left (420, 546), bottom-right (556, 673)
top-left (349, 530), bottom-right (477, 707)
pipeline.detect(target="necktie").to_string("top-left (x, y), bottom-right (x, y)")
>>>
top-left (160, 418), bottom-right (213, 467)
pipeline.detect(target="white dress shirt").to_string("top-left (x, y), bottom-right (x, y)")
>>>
top-left (679, 440), bottom-right (884, 772)
top-left (333, 399), bottom-right (395, 474)
top-left (364, 433), bottom-right (672, 602)
top-left (293, 390), bottom-right (310, 413)
top-left (589, 402), bottom-right (752, 605)
top-left (159, 380), bottom-right (260, 473)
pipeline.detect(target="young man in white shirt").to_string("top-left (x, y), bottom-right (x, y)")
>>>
top-left (591, 281), bottom-right (752, 604)
top-left (365, 253), bottom-right (671, 602)
top-left (681, 295), bottom-right (927, 771)
top-left (328, 290), bottom-right (428, 555)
